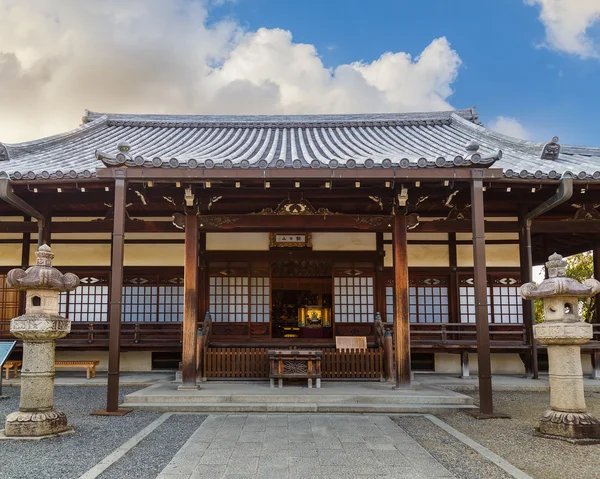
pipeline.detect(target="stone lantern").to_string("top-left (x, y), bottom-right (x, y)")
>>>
top-left (521, 253), bottom-right (600, 442)
top-left (2, 244), bottom-right (79, 438)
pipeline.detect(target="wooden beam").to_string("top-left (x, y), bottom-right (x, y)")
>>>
top-left (181, 211), bottom-right (200, 389)
top-left (106, 178), bottom-right (127, 412)
top-left (393, 213), bottom-right (411, 388)
top-left (97, 166), bottom-right (505, 181)
top-left (471, 173), bottom-right (494, 416)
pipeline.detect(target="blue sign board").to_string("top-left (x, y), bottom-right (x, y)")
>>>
top-left (0, 340), bottom-right (16, 367)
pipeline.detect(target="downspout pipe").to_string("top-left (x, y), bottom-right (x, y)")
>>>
top-left (0, 176), bottom-right (45, 247)
top-left (522, 176), bottom-right (573, 379)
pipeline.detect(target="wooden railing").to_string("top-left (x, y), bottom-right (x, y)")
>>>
top-left (203, 346), bottom-right (384, 379)
top-left (321, 348), bottom-right (383, 379)
top-left (410, 323), bottom-right (528, 346)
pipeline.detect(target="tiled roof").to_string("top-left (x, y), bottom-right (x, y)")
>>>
top-left (0, 108), bottom-right (598, 181)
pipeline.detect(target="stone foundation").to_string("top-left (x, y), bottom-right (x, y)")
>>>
top-left (4, 410), bottom-right (69, 437)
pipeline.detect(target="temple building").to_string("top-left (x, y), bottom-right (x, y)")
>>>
top-left (1, 107), bottom-right (599, 399)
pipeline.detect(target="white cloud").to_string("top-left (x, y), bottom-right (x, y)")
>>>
top-left (526, 0), bottom-right (600, 58)
top-left (0, 0), bottom-right (462, 143)
top-left (488, 116), bottom-right (531, 140)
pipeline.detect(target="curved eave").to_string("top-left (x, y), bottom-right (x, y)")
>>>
top-left (452, 114), bottom-right (600, 180)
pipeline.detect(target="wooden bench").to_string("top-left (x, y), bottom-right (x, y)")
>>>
top-left (268, 350), bottom-right (322, 388)
top-left (2, 360), bottom-right (21, 380)
top-left (55, 360), bottom-right (99, 379)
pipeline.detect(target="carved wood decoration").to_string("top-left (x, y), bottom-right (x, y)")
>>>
top-left (570, 204), bottom-right (600, 221)
top-left (271, 260), bottom-right (332, 278)
top-left (252, 197), bottom-right (339, 216)
top-left (200, 216), bottom-right (240, 228)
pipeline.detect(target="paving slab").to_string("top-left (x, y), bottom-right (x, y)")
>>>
top-left (157, 414), bottom-right (455, 479)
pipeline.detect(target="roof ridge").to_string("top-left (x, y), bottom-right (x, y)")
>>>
top-left (84, 108), bottom-right (478, 125)
top-left (2, 116), bottom-right (109, 158)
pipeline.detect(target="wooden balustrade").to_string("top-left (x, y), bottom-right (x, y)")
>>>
top-left (203, 346), bottom-right (383, 380)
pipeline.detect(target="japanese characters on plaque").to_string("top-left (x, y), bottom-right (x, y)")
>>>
top-left (269, 232), bottom-right (312, 248)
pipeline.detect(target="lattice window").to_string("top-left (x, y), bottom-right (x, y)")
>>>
top-left (409, 278), bottom-right (450, 324)
top-left (458, 285), bottom-right (492, 324)
top-left (385, 280), bottom-right (394, 322)
top-left (157, 286), bottom-right (184, 322)
top-left (122, 286), bottom-right (158, 322)
top-left (490, 276), bottom-right (523, 324)
top-left (250, 277), bottom-right (270, 323)
top-left (59, 276), bottom-right (109, 322)
top-left (121, 275), bottom-right (184, 323)
top-left (333, 270), bottom-right (375, 323)
top-left (0, 274), bottom-right (19, 331)
top-left (209, 276), bottom-right (249, 323)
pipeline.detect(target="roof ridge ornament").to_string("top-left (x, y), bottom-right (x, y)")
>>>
top-left (541, 136), bottom-right (560, 160)
top-left (0, 143), bottom-right (8, 161)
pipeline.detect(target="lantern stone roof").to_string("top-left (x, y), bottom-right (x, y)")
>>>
top-left (6, 244), bottom-right (79, 292)
top-left (1, 107), bottom-right (599, 181)
top-left (521, 253), bottom-right (600, 300)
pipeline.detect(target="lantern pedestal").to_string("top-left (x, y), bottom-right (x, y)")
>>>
top-left (534, 322), bottom-right (600, 441)
top-left (3, 316), bottom-right (72, 438)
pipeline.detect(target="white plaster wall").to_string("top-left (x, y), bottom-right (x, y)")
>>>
top-left (384, 244), bottom-right (449, 267)
top-left (312, 232), bottom-right (376, 251)
top-left (582, 353), bottom-right (593, 376)
top-left (457, 244), bottom-right (520, 267)
top-left (468, 353), bottom-right (525, 375)
top-left (30, 244), bottom-right (112, 266)
top-left (408, 233), bottom-right (448, 241)
top-left (207, 233), bottom-right (270, 251)
top-left (125, 232), bottom-right (184, 240)
top-left (434, 352), bottom-right (526, 375)
top-left (456, 232), bottom-right (519, 241)
top-left (55, 350), bottom-right (152, 371)
top-left (124, 244), bottom-right (184, 266)
top-left (0, 244), bottom-right (22, 266)
top-left (51, 233), bottom-right (112, 240)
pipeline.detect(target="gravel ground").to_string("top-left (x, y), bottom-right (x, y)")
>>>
top-left (0, 386), bottom-right (163, 479)
top-left (99, 414), bottom-right (206, 479)
top-left (438, 389), bottom-right (600, 479)
top-left (392, 415), bottom-right (512, 479)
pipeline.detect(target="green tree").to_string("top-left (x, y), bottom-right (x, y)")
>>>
top-left (533, 252), bottom-right (596, 322)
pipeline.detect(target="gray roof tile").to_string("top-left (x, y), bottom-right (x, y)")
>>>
top-left (1, 108), bottom-right (598, 181)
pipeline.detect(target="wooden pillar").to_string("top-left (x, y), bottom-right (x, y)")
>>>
top-left (375, 232), bottom-right (385, 319)
top-left (448, 233), bottom-right (459, 323)
top-left (106, 177), bottom-right (126, 412)
top-left (196, 232), bottom-right (207, 380)
top-left (18, 216), bottom-right (31, 315)
top-left (470, 173), bottom-right (494, 415)
top-left (180, 211), bottom-right (199, 389)
top-left (518, 213), bottom-right (538, 378)
top-left (393, 213), bottom-right (410, 387)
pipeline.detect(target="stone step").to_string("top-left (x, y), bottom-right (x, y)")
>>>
top-left (122, 393), bottom-right (473, 406)
top-left (121, 401), bottom-right (477, 414)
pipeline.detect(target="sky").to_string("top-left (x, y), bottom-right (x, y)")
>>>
top-left (0, 0), bottom-right (599, 146)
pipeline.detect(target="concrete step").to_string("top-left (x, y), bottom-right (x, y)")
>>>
top-left (121, 401), bottom-right (477, 414)
top-left (122, 393), bottom-right (472, 405)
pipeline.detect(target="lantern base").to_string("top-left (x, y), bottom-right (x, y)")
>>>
top-left (538, 409), bottom-right (600, 442)
top-left (3, 409), bottom-right (70, 438)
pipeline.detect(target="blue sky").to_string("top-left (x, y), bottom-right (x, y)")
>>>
top-left (0, 0), bottom-right (599, 146)
top-left (207, 0), bottom-right (600, 145)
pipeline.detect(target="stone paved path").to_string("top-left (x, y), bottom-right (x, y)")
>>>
top-left (157, 414), bottom-right (454, 478)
